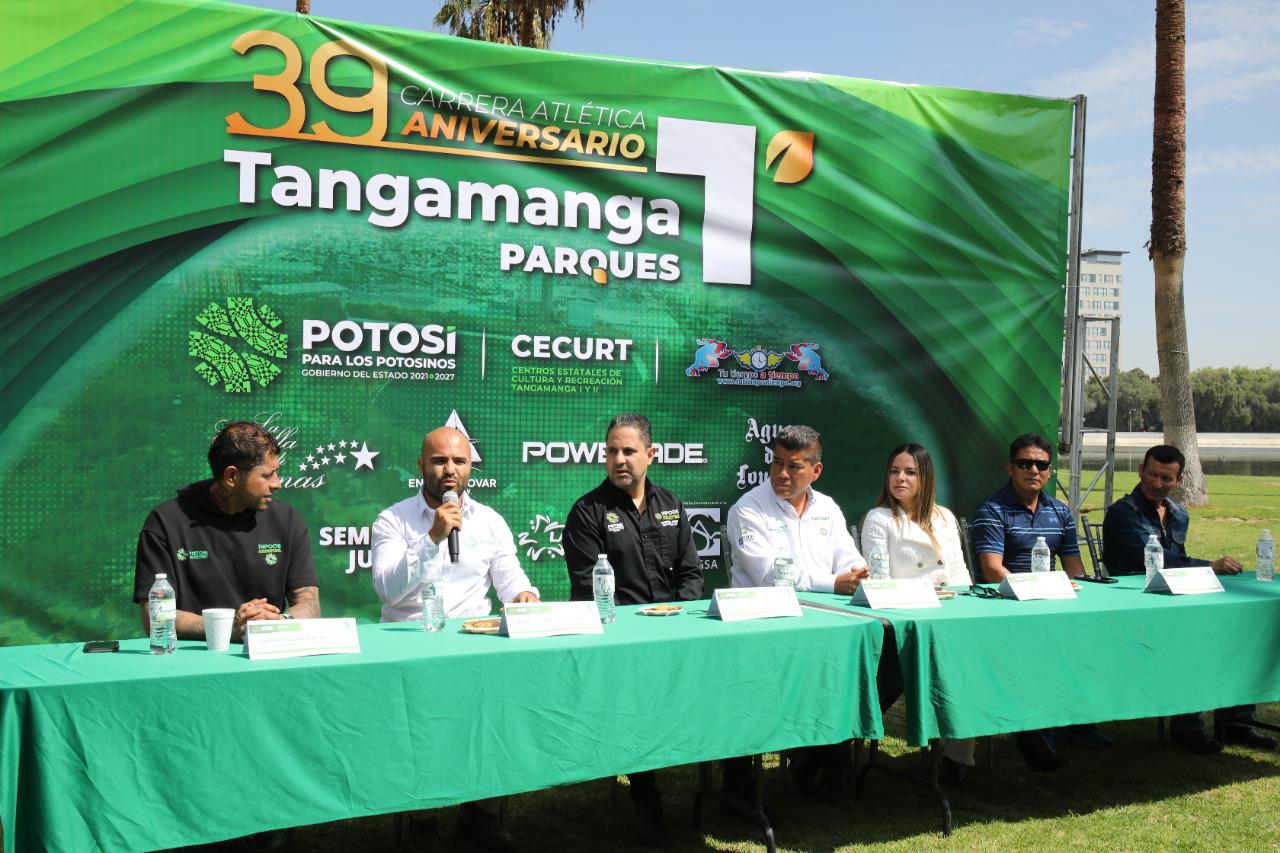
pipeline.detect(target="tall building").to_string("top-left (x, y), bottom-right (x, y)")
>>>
top-left (1078, 249), bottom-right (1126, 376)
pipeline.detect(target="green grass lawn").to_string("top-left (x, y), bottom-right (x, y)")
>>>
top-left (192, 473), bottom-right (1280, 852)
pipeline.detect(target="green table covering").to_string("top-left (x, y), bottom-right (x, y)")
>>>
top-left (802, 573), bottom-right (1280, 747)
top-left (0, 603), bottom-right (882, 853)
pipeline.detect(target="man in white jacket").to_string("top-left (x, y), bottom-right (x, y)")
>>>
top-left (723, 425), bottom-right (868, 809)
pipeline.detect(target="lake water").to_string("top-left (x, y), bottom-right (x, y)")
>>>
top-left (1083, 436), bottom-right (1280, 477)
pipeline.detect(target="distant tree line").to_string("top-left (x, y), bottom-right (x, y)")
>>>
top-left (1084, 367), bottom-right (1280, 432)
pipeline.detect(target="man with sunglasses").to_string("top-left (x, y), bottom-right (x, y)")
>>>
top-left (972, 433), bottom-right (1095, 770)
top-left (1101, 444), bottom-right (1272, 754)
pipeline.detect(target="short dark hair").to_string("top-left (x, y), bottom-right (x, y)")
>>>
top-left (1143, 444), bottom-right (1186, 476)
top-left (606, 413), bottom-right (651, 447)
top-left (1008, 433), bottom-right (1052, 462)
top-left (208, 421), bottom-right (280, 479)
top-left (774, 425), bottom-right (822, 463)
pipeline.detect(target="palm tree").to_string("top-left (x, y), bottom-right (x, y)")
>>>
top-left (296, 0), bottom-right (310, 12)
top-left (1151, 0), bottom-right (1207, 504)
top-left (435, 0), bottom-right (589, 49)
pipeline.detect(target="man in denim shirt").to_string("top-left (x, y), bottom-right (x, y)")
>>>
top-left (1102, 444), bottom-right (1273, 753)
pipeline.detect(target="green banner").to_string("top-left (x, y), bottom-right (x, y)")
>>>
top-left (0, 0), bottom-right (1074, 645)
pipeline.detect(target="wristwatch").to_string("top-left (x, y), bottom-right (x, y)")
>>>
top-left (281, 613), bottom-right (294, 620)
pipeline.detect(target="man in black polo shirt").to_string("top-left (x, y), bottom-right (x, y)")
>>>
top-left (134, 421), bottom-right (320, 642)
top-left (564, 412), bottom-right (702, 845)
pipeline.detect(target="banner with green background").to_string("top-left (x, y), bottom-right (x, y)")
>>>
top-left (0, 0), bottom-right (1074, 645)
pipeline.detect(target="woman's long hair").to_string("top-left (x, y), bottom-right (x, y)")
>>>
top-left (875, 443), bottom-right (941, 552)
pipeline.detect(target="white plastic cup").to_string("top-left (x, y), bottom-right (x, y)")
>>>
top-left (202, 608), bottom-right (235, 652)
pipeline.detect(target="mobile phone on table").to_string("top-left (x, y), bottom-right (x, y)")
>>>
top-left (82, 640), bottom-right (120, 653)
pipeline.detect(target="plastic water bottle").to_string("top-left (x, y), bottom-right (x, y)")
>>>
top-left (1030, 537), bottom-right (1051, 573)
top-left (1144, 534), bottom-right (1164, 582)
top-left (869, 545), bottom-right (891, 580)
top-left (421, 562), bottom-right (446, 632)
top-left (772, 556), bottom-right (797, 587)
top-left (592, 554), bottom-right (616, 624)
top-left (1257, 529), bottom-right (1276, 582)
top-left (148, 574), bottom-right (177, 654)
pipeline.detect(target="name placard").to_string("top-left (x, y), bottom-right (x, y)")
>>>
top-left (1145, 566), bottom-right (1225, 595)
top-left (707, 586), bottom-right (802, 621)
top-left (849, 578), bottom-right (941, 609)
top-left (244, 618), bottom-right (361, 660)
top-left (998, 571), bottom-right (1078, 601)
top-left (500, 601), bottom-right (603, 638)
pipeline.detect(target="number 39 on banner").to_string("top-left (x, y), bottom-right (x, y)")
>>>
top-left (225, 30), bottom-right (388, 145)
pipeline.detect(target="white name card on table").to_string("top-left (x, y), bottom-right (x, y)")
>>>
top-left (244, 618), bottom-right (361, 660)
top-left (998, 571), bottom-right (1078, 601)
top-left (500, 601), bottom-right (603, 638)
top-left (849, 578), bottom-right (941, 609)
top-left (707, 586), bottom-right (802, 621)
top-left (1145, 566), bottom-right (1225, 595)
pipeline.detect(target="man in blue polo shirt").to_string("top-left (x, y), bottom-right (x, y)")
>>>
top-left (1102, 444), bottom-right (1273, 754)
top-left (972, 433), bottom-right (1097, 770)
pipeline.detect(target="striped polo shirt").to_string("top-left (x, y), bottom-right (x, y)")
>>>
top-left (971, 482), bottom-right (1080, 573)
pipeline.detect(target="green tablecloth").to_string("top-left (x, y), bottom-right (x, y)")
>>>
top-left (803, 574), bottom-right (1280, 746)
top-left (0, 604), bottom-right (882, 852)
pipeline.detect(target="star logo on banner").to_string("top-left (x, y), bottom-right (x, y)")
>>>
top-left (334, 452), bottom-right (347, 465)
top-left (351, 442), bottom-right (379, 470)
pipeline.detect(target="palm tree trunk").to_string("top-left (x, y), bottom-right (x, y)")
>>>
top-left (296, 0), bottom-right (310, 13)
top-left (1151, 0), bottom-right (1207, 504)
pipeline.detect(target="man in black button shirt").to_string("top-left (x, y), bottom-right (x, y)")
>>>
top-left (134, 421), bottom-right (320, 643)
top-left (564, 413), bottom-right (702, 845)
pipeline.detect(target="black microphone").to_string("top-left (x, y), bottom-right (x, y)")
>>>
top-left (443, 489), bottom-right (461, 564)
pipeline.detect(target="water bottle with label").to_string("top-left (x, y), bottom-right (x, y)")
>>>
top-left (869, 544), bottom-right (890, 580)
top-left (772, 556), bottom-right (797, 588)
top-left (421, 562), bottom-right (446, 632)
top-left (592, 554), bottom-right (616, 624)
top-left (148, 573), bottom-right (177, 654)
top-left (1257, 529), bottom-right (1275, 582)
top-left (1030, 536), bottom-right (1051, 573)
top-left (1144, 534), bottom-right (1164, 582)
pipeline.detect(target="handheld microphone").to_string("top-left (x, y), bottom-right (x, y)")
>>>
top-left (443, 489), bottom-right (461, 564)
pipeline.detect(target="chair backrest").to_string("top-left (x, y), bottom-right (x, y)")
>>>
top-left (719, 523), bottom-right (735, 579)
top-left (1079, 514), bottom-right (1110, 578)
top-left (959, 516), bottom-right (980, 584)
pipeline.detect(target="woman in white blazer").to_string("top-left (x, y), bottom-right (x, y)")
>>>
top-left (860, 443), bottom-right (969, 586)
top-left (861, 442), bottom-right (974, 782)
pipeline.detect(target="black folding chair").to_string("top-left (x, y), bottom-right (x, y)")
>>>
top-left (1078, 514), bottom-right (1111, 579)
top-left (958, 517), bottom-right (980, 585)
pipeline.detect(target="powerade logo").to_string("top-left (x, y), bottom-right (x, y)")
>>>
top-left (521, 441), bottom-right (706, 464)
top-left (188, 297), bottom-right (288, 394)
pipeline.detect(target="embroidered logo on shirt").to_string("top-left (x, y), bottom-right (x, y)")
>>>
top-left (607, 522), bottom-right (625, 533)
top-left (655, 509), bottom-right (681, 522)
top-left (264, 554), bottom-right (279, 565)
top-left (258, 543), bottom-right (282, 554)
top-left (176, 548), bottom-right (209, 561)
top-left (606, 511), bottom-right (620, 524)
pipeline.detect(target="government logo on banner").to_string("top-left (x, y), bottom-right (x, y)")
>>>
top-left (685, 339), bottom-right (830, 388)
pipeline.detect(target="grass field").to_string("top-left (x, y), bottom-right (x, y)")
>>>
top-left (195, 473), bottom-right (1280, 852)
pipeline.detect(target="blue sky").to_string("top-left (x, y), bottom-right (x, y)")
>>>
top-left (236, 0), bottom-right (1279, 372)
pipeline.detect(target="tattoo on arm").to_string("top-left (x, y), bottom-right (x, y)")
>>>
top-left (287, 586), bottom-right (321, 619)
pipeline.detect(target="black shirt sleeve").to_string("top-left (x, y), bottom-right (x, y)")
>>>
top-left (563, 498), bottom-right (603, 602)
top-left (284, 506), bottom-right (319, 591)
top-left (133, 514), bottom-right (171, 604)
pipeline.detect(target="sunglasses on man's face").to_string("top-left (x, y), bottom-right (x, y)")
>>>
top-left (1012, 458), bottom-right (1052, 472)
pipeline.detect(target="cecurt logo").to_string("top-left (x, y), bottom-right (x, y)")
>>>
top-left (189, 297), bottom-right (288, 394)
top-left (522, 441), bottom-right (706, 464)
top-left (686, 339), bottom-right (830, 389)
top-left (511, 335), bottom-right (632, 361)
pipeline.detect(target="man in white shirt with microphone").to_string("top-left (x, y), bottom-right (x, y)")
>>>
top-left (371, 425), bottom-right (539, 851)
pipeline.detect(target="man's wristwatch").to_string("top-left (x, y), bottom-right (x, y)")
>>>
top-left (281, 613), bottom-right (294, 620)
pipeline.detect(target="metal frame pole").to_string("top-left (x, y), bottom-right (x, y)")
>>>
top-left (1063, 94), bottom-right (1087, 511)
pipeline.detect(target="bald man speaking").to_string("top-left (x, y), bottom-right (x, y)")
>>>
top-left (370, 426), bottom-right (538, 850)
